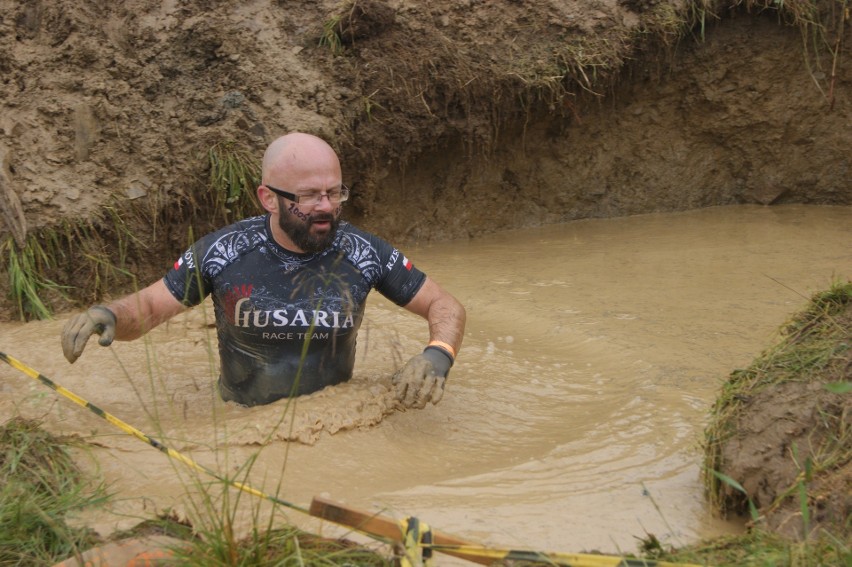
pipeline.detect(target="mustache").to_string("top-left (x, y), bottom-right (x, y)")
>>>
top-left (309, 213), bottom-right (335, 223)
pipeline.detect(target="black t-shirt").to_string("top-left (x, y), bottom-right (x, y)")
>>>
top-left (163, 215), bottom-right (426, 406)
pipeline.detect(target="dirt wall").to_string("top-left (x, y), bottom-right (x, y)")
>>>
top-left (356, 12), bottom-right (852, 241)
top-left (0, 0), bottom-right (850, 301)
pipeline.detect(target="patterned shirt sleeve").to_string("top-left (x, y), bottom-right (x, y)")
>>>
top-left (163, 240), bottom-right (211, 306)
top-left (163, 217), bottom-right (268, 306)
top-left (363, 231), bottom-right (427, 306)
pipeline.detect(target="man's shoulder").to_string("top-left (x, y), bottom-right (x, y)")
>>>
top-left (213, 215), bottom-right (267, 237)
top-left (336, 221), bottom-right (372, 239)
top-left (333, 222), bottom-right (392, 254)
top-left (196, 215), bottom-right (266, 245)
top-left (331, 222), bottom-right (405, 280)
top-left (337, 221), bottom-right (398, 245)
top-left (193, 216), bottom-right (268, 268)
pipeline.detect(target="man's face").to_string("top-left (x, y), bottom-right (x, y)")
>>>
top-left (276, 198), bottom-right (340, 253)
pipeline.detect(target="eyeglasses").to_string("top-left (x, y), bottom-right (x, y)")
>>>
top-left (266, 184), bottom-right (350, 206)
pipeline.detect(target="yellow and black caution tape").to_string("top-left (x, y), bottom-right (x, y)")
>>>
top-left (1, 352), bottom-right (708, 567)
top-left (0, 351), bottom-right (310, 516)
top-left (424, 544), bottom-right (705, 567)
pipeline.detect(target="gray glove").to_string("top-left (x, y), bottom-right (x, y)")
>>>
top-left (61, 306), bottom-right (117, 363)
top-left (392, 346), bottom-right (453, 409)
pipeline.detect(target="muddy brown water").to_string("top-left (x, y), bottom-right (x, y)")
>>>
top-left (1, 204), bottom-right (850, 559)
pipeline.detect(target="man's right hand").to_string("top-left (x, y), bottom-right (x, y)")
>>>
top-left (61, 306), bottom-right (117, 363)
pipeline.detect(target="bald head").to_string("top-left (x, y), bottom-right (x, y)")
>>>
top-left (262, 133), bottom-right (341, 186)
top-left (258, 133), bottom-right (345, 253)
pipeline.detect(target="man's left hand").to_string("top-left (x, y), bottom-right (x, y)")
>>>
top-left (392, 347), bottom-right (453, 409)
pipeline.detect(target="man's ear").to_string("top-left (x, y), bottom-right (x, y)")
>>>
top-left (257, 185), bottom-right (278, 213)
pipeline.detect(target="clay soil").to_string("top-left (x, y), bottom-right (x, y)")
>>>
top-left (1, 0), bottom-right (850, 553)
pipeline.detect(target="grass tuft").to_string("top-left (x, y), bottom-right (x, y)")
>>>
top-left (656, 528), bottom-right (851, 567)
top-left (0, 417), bottom-right (107, 565)
top-left (207, 140), bottom-right (262, 224)
top-left (1, 207), bottom-right (142, 320)
top-left (2, 234), bottom-right (68, 321)
top-left (171, 518), bottom-right (391, 566)
top-left (318, 16), bottom-right (344, 56)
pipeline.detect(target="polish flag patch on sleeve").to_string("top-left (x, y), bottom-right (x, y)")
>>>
top-left (403, 256), bottom-right (412, 270)
top-left (174, 256), bottom-right (184, 270)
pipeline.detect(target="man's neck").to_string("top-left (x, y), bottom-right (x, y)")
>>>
top-left (267, 215), bottom-right (306, 254)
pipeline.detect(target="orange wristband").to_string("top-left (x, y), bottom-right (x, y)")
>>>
top-left (428, 340), bottom-right (456, 360)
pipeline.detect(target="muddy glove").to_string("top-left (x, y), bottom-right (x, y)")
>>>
top-left (61, 306), bottom-right (117, 363)
top-left (392, 345), bottom-right (454, 409)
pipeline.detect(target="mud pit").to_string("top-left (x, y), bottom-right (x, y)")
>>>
top-left (2, 205), bottom-right (849, 556)
top-left (1, 0), bottom-right (851, 554)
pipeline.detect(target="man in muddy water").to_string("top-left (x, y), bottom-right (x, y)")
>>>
top-left (60, 132), bottom-right (466, 409)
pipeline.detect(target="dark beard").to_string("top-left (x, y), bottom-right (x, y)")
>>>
top-left (277, 203), bottom-right (340, 253)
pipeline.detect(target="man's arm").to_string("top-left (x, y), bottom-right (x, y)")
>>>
top-left (62, 279), bottom-right (187, 362)
top-left (392, 277), bottom-right (466, 408)
top-left (403, 277), bottom-right (466, 355)
top-left (106, 279), bottom-right (189, 340)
